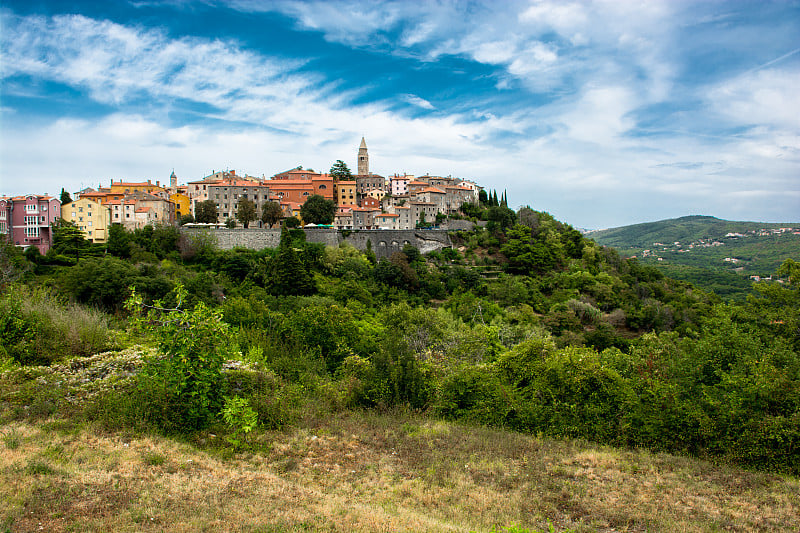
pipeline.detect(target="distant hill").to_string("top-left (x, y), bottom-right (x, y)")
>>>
top-left (586, 215), bottom-right (795, 248)
top-left (586, 215), bottom-right (800, 301)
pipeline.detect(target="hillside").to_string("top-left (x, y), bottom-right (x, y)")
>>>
top-left (586, 216), bottom-right (800, 300)
top-left (586, 215), bottom-right (796, 249)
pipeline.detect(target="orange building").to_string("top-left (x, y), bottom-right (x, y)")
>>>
top-left (265, 175), bottom-right (334, 204)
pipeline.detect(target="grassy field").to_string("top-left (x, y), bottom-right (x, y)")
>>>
top-left (3, 409), bottom-right (799, 532)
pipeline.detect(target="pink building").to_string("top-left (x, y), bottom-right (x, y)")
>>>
top-left (0, 195), bottom-right (61, 253)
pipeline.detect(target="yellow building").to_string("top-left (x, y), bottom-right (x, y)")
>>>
top-left (61, 197), bottom-right (111, 243)
top-left (170, 192), bottom-right (192, 220)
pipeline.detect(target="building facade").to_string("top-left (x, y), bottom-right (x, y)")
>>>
top-left (0, 195), bottom-right (61, 253)
top-left (61, 197), bottom-right (111, 243)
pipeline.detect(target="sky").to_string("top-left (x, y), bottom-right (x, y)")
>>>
top-left (1, 0), bottom-right (798, 230)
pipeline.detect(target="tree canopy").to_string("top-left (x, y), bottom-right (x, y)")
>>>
top-left (329, 160), bottom-right (353, 181)
top-left (236, 198), bottom-right (258, 228)
top-left (261, 201), bottom-right (283, 228)
top-left (195, 200), bottom-right (218, 224)
top-left (300, 195), bottom-right (335, 225)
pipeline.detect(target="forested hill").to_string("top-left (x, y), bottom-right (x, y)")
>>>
top-left (584, 215), bottom-right (800, 300)
top-left (586, 215), bottom-right (796, 249)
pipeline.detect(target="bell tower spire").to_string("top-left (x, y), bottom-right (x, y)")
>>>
top-left (357, 137), bottom-right (369, 176)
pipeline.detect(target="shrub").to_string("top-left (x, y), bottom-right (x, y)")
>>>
top-left (126, 284), bottom-right (236, 431)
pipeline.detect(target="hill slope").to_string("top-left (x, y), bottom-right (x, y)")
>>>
top-left (586, 215), bottom-right (796, 249)
top-left (586, 215), bottom-right (800, 300)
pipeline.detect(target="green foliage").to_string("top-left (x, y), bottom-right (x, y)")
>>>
top-left (329, 159), bottom-right (353, 181)
top-left (107, 223), bottom-right (132, 258)
top-left (236, 198), bottom-right (258, 228)
top-left (221, 395), bottom-right (258, 448)
top-left (60, 256), bottom-right (172, 312)
top-left (261, 201), bottom-right (283, 228)
top-left (436, 365), bottom-right (514, 425)
top-left (195, 200), bottom-right (218, 224)
top-left (52, 220), bottom-right (90, 261)
top-left (126, 284), bottom-right (236, 430)
top-left (300, 194), bottom-right (335, 225)
top-left (266, 226), bottom-right (315, 296)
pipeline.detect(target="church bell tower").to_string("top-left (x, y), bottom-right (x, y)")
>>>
top-left (357, 137), bottom-right (369, 176)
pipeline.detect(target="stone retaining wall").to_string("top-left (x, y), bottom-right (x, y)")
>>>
top-left (182, 227), bottom-right (452, 257)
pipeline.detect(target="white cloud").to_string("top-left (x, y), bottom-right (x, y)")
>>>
top-left (709, 68), bottom-right (800, 131)
top-left (402, 94), bottom-right (435, 110)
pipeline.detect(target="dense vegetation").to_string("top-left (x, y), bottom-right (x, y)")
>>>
top-left (1, 206), bottom-right (798, 478)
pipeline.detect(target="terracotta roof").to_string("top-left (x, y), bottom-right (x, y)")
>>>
top-left (375, 213), bottom-right (399, 218)
top-left (420, 187), bottom-right (446, 194)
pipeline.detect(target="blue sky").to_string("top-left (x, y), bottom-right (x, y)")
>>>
top-left (1, 0), bottom-right (798, 229)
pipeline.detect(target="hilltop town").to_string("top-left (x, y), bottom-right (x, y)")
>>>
top-left (0, 138), bottom-right (482, 253)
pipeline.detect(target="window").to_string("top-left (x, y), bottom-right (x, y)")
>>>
top-left (79, 207), bottom-right (83, 212)
top-left (72, 212), bottom-right (76, 218)
top-left (79, 217), bottom-right (83, 222)
top-left (115, 213), bottom-right (119, 219)
top-left (318, 184), bottom-right (327, 190)
top-left (88, 221), bottom-right (92, 227)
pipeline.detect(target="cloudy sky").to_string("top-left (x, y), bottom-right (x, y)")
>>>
top-left (1, 0), bottom-right (798, 229)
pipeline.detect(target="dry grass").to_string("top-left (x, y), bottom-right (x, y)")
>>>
top-left (2, 411), bottom-right (798, 532)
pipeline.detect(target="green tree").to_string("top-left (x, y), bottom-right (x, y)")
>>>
top-left (300, 194), bottom-right (335, 225)
top-left (329, 160), bottom-right (353, 181)
top-left (52, 220), bottom-right (88, 261)
top-left (284, 216), bottom-right (300, 228)
top-left (107, 223), bottom-right (131, 258)
top-left (195, 200), bottom-right (218, 224)
top-left (60, 188), bottom-right (72, 205)
top-left (225, 217), bottom-right (236, 229)
top-left (268, 226), bottom-right (315, 296)
top-left (261, 201), bottom-right (283, 228)
top-left (179, 213), bottom-right (195, 225)
top-left (236, 198), bottom-right (258, 228)
top-left (486, 205), bottom-right (516, 232)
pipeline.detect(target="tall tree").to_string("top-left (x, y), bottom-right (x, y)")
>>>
top-left (195, 200), bottom-right (218, 224)
top-left (300, 194), bottom-right (335, 225)
top-left (236, 198), bottom-right (257, 228)
top-left (52, 220), bottom-right (88, 261)
top-left (107, 223), bottom-right (131, 258)
top-left (269, 226), bottom-right (315, 296)
top-left (261, 201), bottom-right (283, 228)
top-left (60, 188), bottom-right (72, 205)
top-left (329, 160), bottom-right (353, 181)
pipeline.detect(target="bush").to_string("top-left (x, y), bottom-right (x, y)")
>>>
top-left (436, 365), bottom-right (514, 425)
top-left (126, 284), bottom-right (236, 431)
